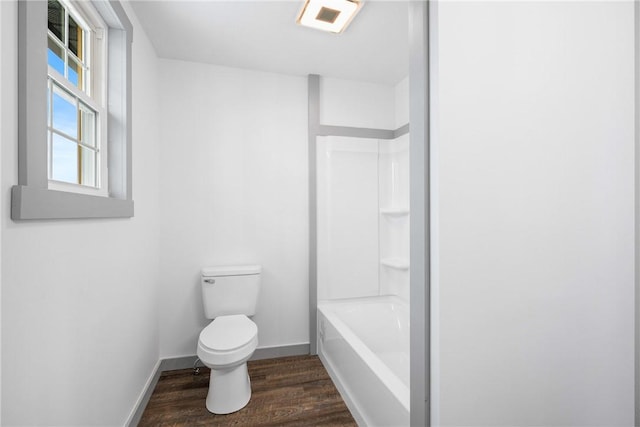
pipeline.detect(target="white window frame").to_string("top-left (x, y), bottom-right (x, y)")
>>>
top-left (46, 0), bottom-right (108, 196)
top-left (12, 0), bottom-right (134, 220)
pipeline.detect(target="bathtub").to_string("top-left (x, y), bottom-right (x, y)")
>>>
top-left (317, 295), bottom-right (409, 426)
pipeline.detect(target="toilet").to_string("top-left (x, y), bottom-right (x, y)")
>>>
top-left (196, 265), bottom-right (261, 414)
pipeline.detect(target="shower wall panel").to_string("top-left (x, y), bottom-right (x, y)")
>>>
top-left (317, 136), bottom-right (380, 300)
top-left (379, 133), bottom-right (410, 301)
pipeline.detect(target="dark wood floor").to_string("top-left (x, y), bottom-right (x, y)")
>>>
top-left (138, 355), bottom-right (357, 426)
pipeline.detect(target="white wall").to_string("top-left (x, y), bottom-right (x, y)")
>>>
top-left (155, 69), bottom-right (408, 359)
top-left (320, 75), bottom-right (408, 130)
top-left (0, 1), bottom-right (4, 421)
top-left (1, 2), bottom-right (161, 425)
top-left (433, 2), bottom-right (635, 425)
top-left (320, 77), bottom-right (396, 129)
top-left (157, 60), bottom-right (309, 358)
top-left (394, 76), bottom-right (409, 129)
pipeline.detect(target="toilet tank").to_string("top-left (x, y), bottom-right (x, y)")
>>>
top-left (201, 265), bottom-right (261, 319)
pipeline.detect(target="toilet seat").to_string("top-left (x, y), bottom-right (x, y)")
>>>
top-left (198, 315), bottom-right (258, 367)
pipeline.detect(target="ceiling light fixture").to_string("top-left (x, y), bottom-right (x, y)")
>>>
top-left (296, 0), bottom-right (363, 34)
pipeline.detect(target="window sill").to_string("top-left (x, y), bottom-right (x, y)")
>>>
top-left (11, 185), bottom-right (134, 220)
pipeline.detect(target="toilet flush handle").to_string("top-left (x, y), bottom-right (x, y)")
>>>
top-left (204, 278), bottom-right (216, 284)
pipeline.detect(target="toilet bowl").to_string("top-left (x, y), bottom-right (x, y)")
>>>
top-left (197, 315), bottom-right (259, 414)
top-left (197, 265), bottom-right (261, 414)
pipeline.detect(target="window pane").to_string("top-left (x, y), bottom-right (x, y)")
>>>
top-left (47, 0), bottom-right (65, 42)
top-left (79, 146), bottom-right (97, 187)
top-left (47, 36), bottom-right (65, 75)
top-left (67, 57), bottom-right (83, 90)
top-left (52, 85), bottom-right (78, 139)
top-left (68, 16), bottom-right (83, 60)
top-left (51, 133), bottom-right (78, 184)
top-left (79, 104), bottom-right (96, 147)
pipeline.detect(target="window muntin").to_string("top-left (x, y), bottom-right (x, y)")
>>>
top-left (13, 0), bottom-right (133, 220)
top-left (46, 0), bottom-right (105, 194)
top-left (47, 0), bottom-right (90, 93)
top-left (47, 80), bottom-right (100, 187)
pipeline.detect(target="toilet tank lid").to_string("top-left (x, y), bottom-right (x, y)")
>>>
top-left (202, 265), bottom-right (262, 277)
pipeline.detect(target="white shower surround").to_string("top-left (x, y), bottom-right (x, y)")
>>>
top-left (316, 134), bottom-right (410, 302)
top-left (318, 296), bottom-right (409, 426)
top-left (316, 129), bottom-right (410, 425)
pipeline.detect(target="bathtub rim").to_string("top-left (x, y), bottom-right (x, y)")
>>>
top-left (317, 295), bottom-right (410, 413)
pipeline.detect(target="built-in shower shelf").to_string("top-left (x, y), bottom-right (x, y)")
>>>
top-left (380, 208), bottom-right (410, 217)
top-left (380, 257), bottom-right (410, 270)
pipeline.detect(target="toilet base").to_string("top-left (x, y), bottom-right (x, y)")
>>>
top-left (206, 362), bottom-right (252, 414)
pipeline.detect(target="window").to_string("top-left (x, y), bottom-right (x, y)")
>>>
top-left (12, 0), bottom-right (133, 220)
top-left (47, 0), bottom-right (107, 195)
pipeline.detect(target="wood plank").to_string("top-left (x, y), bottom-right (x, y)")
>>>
top-left (138, 355), bottom-right (357, 426)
